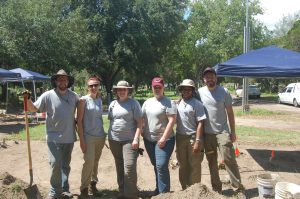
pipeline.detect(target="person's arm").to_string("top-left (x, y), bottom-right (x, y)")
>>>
top-left (226, 105), bottom-right (236, 142)
top-left (132, 117), bottom-right (142, 149)
top-left (193, 120), bottom-right (204, 153)
top-left (76, 98), bottom-right (86, 153)
top-left (158, 114), bottom-right (176, 148)
top-left (26, 99), bottom-right (39, 112)
top-left (23, 92), bottom-right (39, 112)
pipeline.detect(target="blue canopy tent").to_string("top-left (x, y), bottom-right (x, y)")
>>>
top-left (9, 68), bottom-right (50, 101)
top-left (10, 68), bottom-right (50, 81)
top-left (0, 68), bottom-right (21, 114)
top-left (0, 68), bottom-right (21, 79)
top-left (3, 68), bottom-right (50, 120)
top-left (215, 45), bottom-right (300, 77)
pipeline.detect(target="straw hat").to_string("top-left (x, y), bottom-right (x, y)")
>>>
top-left (112, 80), bottom-right (134, 93)
top-left (50, 69), bottom-right (74, 88)
top-left (178, 79), bottom-right (195, 91)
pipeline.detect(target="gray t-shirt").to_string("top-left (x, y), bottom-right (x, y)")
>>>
top-left (81, 95), bottom-right (106, 138)
top-left (34, 89), bottom-right (79, 143)
top-left (108, 98), bottom-right (142, 141)
top-left (198, 86), bottom-right (232, 134)
top-left (176, 97), bottom-right (206, 135)
top-left (142, 96), bottom-right (177, 142)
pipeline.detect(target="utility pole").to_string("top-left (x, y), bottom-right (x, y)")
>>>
top-left (242, 0), bottom-right (250, 112)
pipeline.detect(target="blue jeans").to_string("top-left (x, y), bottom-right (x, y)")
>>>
top-left (144, 137), bottom-right (175, 193)
top-left (47, 142), bottom-right (74, 197)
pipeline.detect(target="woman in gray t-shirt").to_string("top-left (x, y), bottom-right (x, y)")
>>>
top-left (142, 77), bottom-right (176, 194)
top-left (77, 76), bottom-right (106, 197)
top-left (108, 80), bottom-right (142, 199)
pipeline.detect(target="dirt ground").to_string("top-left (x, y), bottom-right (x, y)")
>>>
top-left (0, 102), bottom-right (300, 198)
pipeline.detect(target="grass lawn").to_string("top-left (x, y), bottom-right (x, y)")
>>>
top-left (234, 107), bottom-right (286, 117)
top-left (6, 114), bottom-right (300, 146)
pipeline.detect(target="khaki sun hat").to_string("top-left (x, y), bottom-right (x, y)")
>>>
top-left (50, 69), bottom-right (74, 88)
top-left (112, 80), bottom-right (134, 93)
top-left (178, 79), bottom-right (195, 91)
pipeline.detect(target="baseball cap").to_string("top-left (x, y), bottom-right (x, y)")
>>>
top-left (152, 77), bottom-right (164, 87)
top-left (202, 67), bottom-right (216, 77)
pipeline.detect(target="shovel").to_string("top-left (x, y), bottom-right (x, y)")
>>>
top-left (23, 95), bottom-right (42, 199)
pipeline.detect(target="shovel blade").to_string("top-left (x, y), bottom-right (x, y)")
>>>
top-left (24, 184), bottom-right (42, 199)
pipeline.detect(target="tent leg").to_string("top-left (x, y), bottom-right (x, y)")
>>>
top-left (5, 82), bottom-right (8, 114)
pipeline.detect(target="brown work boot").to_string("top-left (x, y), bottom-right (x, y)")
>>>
top-left (89, 181), bottom-right (102, 197)
top-left (78, 188), bottom-right (89, 199)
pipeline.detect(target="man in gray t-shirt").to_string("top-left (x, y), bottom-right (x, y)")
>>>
top-left (24, 69), bottom-right (79, 199)
top-left (198, 67), bottom-right (245, 198)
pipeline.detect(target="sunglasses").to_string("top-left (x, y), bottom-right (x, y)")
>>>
top-left (88, 84), bottom-right (99, 88)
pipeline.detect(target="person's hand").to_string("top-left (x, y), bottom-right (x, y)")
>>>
top-left (193, 141), bottom-right (200, 153)
top-left (132, 139), bottom-right (139, 149)
top-left (158, 137), bottom-right (167, 148)
top-left (230, 132), bottom-right (237, 142)
top-left (22, 90), bottom-right (31, 99)
top-left (80, 140), bottom-right (87, 153)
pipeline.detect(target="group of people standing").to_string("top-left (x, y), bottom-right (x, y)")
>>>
top-left (24, 67), bottom-right (246, 199)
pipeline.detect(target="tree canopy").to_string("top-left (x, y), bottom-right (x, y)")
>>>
top-left (1, 0), bottom-right (298, 97)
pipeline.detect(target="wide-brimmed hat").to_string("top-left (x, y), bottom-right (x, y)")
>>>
top-left (51, 69), bottom-right (74, 88)
top-left (152, 77), bottom-right (164, 87)
top-left (202, 67), bottom-right (216, 77)
top-left (112, 80), bottom-right (134, 93)
top-left (178, 79), bottom-right (195, 91)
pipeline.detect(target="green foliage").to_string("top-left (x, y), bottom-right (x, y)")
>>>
top-left (11, 183), bottom-right (22, 194)
top-left (0, 0), bottom-right (90, 73)
top-left (286, 20), bottom-right (300, 52)
top-left (69, 0), bottom-right (187, 98)
top-left (161, 0), bottom-right (267, 84)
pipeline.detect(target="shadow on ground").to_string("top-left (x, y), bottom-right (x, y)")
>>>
top-left (247, 149), bottom-right (300, 173)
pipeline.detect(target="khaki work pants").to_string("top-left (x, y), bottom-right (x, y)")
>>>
top-left (204, 133), bottom-right (242, 192)
top-left (176, 134), bottom-right (204, 190)
top-left (80, 134), bottom-right (106, 190)
top-left (109, 139), bottom-right (139, 198)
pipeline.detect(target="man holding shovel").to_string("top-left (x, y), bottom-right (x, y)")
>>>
top-left (24, 69), bottom-right (79, 199)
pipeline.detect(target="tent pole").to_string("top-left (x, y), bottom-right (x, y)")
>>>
top-left (5, 82), bottom-right (8, 114)
top-left (33, 80), bottom-right (37, 101)
top-left (33, 80), bottom-right (38, 123)
top-left (242, 0), bottom-right (250, 112)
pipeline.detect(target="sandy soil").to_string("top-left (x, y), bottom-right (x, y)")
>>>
top-left (0, 102), bottom-right (300, 198)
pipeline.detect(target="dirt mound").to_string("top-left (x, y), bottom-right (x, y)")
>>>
top-left (152, 183), bottom-right (222, 199)
top-left (0, 172), bottom-right (46, 199)
top-left (0, 172), bottom-right (29, 199)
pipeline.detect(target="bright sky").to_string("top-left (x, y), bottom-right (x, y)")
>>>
top-left (255, 0), bottom-right (300, 29)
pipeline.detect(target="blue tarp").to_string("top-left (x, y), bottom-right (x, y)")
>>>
top-left (9, 68), bottom-right (50, 81)
top-left (215, 45), bottom-right (300, 77)
top-left (0, 68), bottom-right (21, 78)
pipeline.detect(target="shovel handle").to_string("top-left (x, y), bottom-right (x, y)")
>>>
top-left (24, 96), bottom-right (33, 186)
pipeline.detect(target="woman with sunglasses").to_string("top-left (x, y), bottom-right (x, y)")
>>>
top-left (108, 80), bottom-right (142, 199)
top-left (142, 77), bottom-right (176, 195)
top-left (77, 76), bottom-right (106, 198)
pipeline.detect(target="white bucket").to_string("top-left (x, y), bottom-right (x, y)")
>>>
top-left (275, 182), bottom-right (300, 199)
top-left (257, 173), bottom-right (280, 198)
